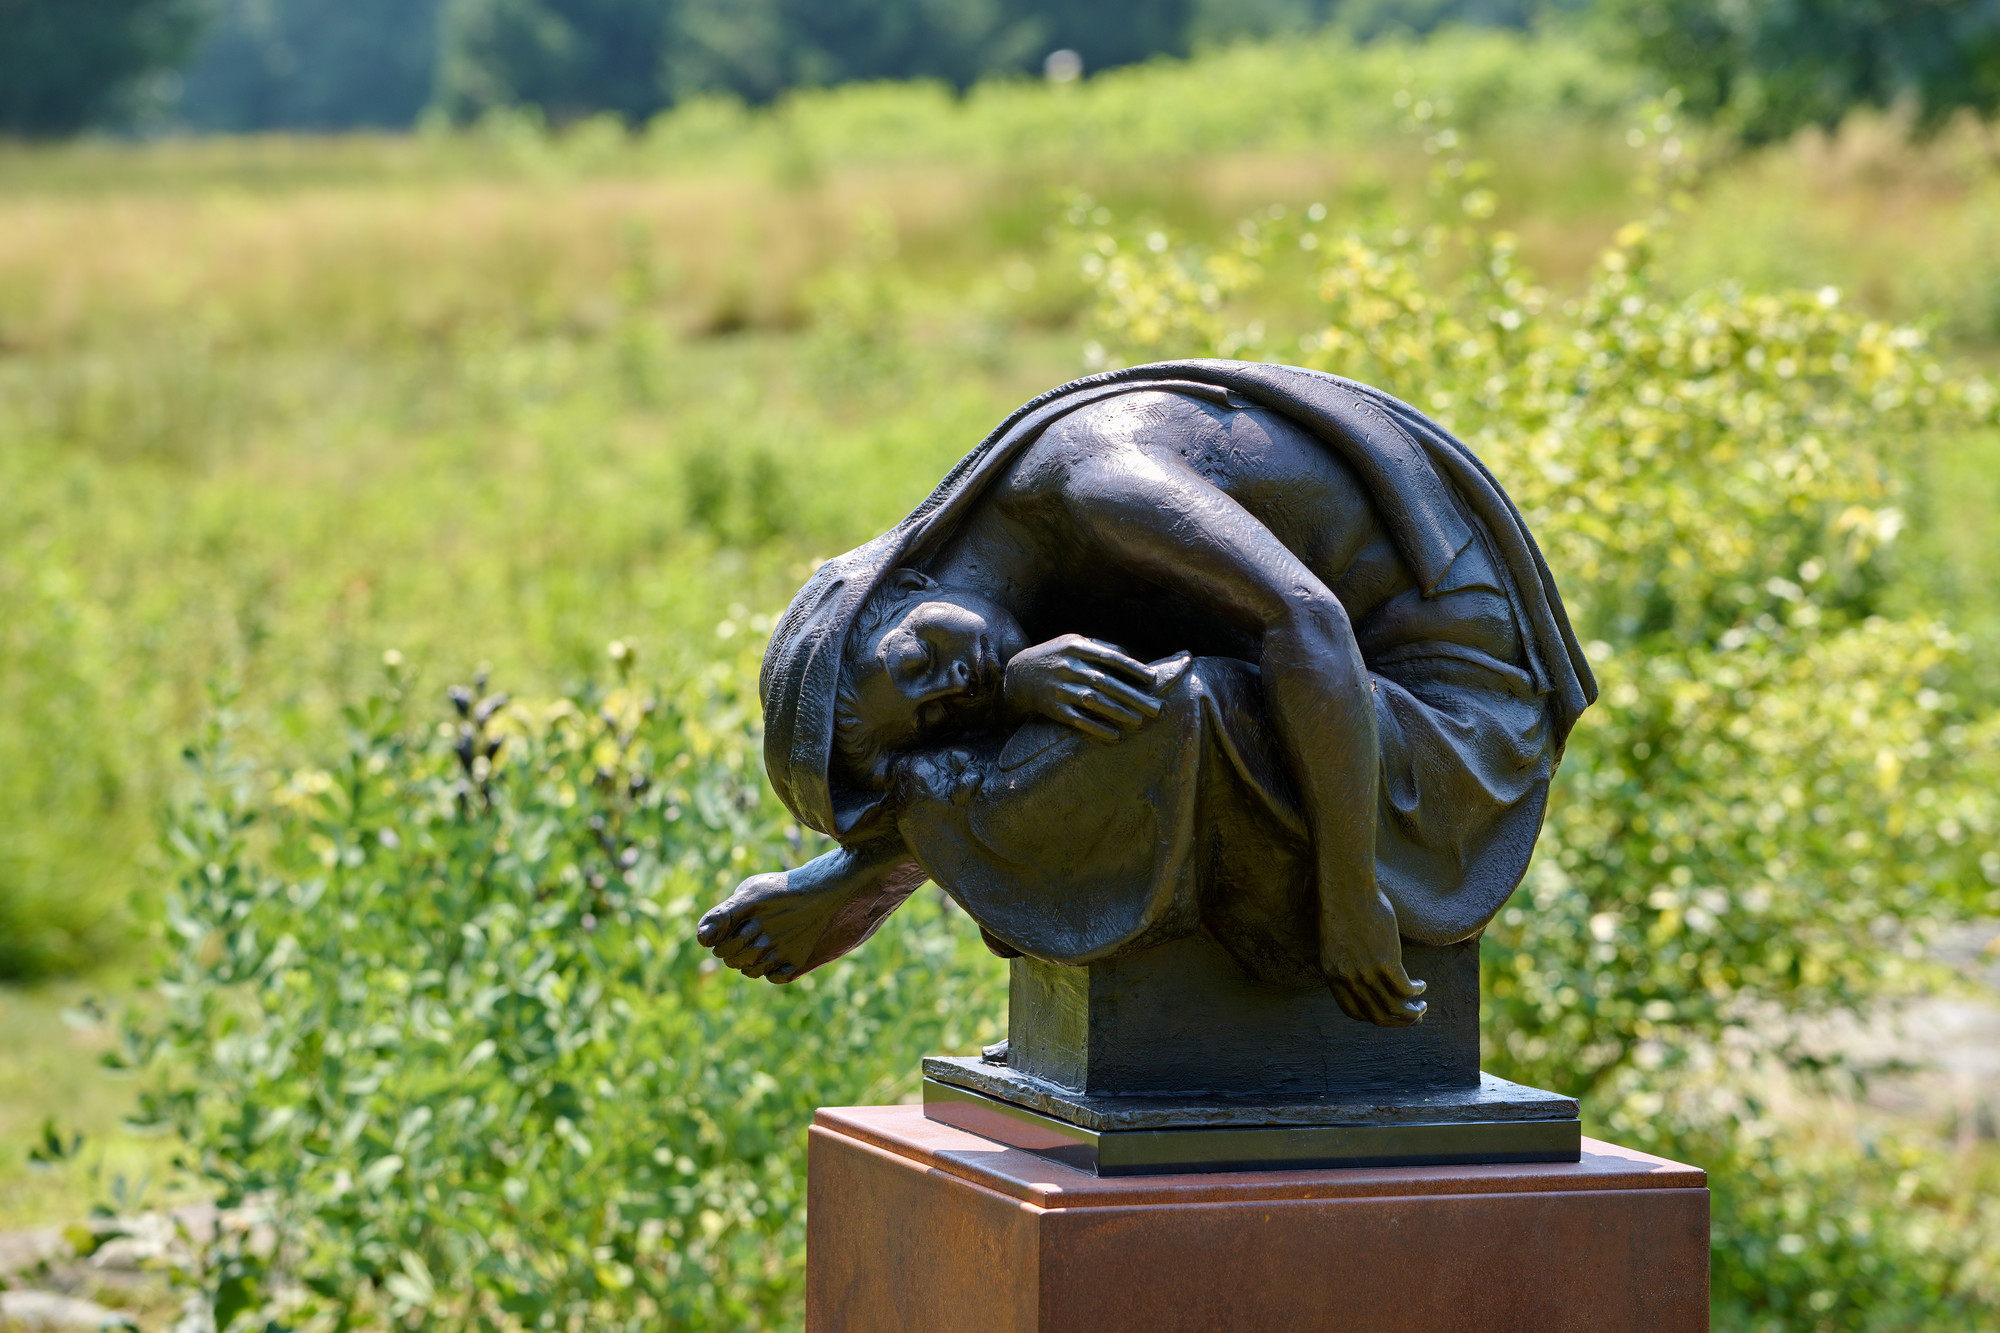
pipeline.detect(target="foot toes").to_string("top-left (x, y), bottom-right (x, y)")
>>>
top-left (715, 923), bottom-right (763, 964)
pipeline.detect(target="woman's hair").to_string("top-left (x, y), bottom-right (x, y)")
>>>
top-left (831, 574), bottom-right (931, 790)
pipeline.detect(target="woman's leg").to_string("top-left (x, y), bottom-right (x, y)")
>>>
top-left (1056, 447), bottom-right (1427, 1025)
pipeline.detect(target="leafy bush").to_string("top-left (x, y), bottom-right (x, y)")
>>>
top-left (1078, 111), bottom-right (2000, 1327)
top-left (126, 647), bottom-right (1003, 1329)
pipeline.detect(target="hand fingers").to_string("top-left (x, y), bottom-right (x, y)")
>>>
top-left (1349, 977), bottom-right (1395, 1027)
top-left (1055, 705), bottom-right (1122, 742)
top-left (1376, 995), bottom-right (1427, 1027)
top-left (1068, 688), bottom-right (1146, 731)
top-left (1078, 670), bottom-right (1163, 718)
top-left (1330, 970), bottom-right (1429, 1027)
top-left (1051, 664), bottom-right (1161, 718)
top-left (1328, 976), bottom-right (1381, 1026)
top-left (1069, 639), bottom-right (1160, 689)
top-left (1364, 980), bottom-right (1424, 1025)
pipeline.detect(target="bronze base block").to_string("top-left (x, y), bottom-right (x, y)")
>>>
top-left (807, 1105), bottom-right (1710, 1333)
top-left (1003, 935), bottom-right (1485, 1099)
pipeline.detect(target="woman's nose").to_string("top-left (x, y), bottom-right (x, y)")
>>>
top-left (918, 660), bottom-right (973, 702)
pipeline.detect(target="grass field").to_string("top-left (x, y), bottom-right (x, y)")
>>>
top-left (4, 28), bottom-right (2000, 1252)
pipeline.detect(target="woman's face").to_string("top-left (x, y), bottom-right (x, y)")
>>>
top-left (845, 586), bottom-right (1027, 760)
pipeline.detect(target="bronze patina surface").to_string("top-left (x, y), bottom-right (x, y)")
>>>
top-left (1002, 933), bottom-right (1482, 1099)
top-left (698, 360), bottom-right (1603, 1169)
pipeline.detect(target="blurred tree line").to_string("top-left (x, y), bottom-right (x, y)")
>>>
top-left (5, 0), bottom-right (1196, 134)
top-left (1604, 0), bottom-right (2000, 138)
top-left (9, 0), bottom-right (1997, 140)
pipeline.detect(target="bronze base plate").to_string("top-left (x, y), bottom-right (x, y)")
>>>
top-left (921, 1057), bottom-right (1581, 1176)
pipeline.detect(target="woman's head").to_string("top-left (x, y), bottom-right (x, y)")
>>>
top-left (833, 569), bottom-right (1026, 788)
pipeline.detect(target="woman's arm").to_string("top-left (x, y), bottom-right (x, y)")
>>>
top-left (696, 835), bottom-right (926, 983)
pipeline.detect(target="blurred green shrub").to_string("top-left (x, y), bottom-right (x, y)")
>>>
top-left (124, 646), bottom-right (1003, 1329)
top-left (640, 28), bottom-right (1640, 171)
top-left (1079, 114), bottom-right (2000, 1327)
top-left (0, 540), bottom-right (148, 977)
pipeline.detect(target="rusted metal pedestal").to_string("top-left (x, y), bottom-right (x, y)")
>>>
top-left (806, 1105), bottom-right (1709, 1333)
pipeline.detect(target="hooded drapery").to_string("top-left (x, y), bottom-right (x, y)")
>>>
top-left (758, 360), bottom-right (1597, 966)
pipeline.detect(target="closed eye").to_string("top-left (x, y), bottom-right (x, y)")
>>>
top-left (892, 636), bottom-right (933, 682)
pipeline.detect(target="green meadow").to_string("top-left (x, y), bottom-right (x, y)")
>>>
top-left (3, 27), bottom-right (2000, 1327)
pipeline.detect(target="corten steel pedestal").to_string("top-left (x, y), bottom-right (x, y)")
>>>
top-left (807, 1105), bottom-right (1709, 1333)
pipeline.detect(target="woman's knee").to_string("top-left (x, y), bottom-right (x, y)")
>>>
top-left (1266, 593), bottom-right (1363, 669)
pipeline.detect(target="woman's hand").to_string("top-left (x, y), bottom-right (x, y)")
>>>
top-left (1002, 634), bottom-right (1166, 741)
top-left (1319, 888), bottom-right (1429, 1027)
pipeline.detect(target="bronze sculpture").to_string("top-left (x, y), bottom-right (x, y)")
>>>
top-left (698, 360), bottom-right (1597, 1172)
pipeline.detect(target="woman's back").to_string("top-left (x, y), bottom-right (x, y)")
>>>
top-left (936, 388), bottom-right (1524, 671)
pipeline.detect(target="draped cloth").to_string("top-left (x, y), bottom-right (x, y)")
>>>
top-left (759, 360), bottom-right (1597, 966)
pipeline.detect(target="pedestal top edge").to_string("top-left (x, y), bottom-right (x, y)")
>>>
top-left (813, 1104), bottom-right (1706, 1210)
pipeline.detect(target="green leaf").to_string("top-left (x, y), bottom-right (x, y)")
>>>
top-left (383, 1251), bottom-right (436, 1309)
top-left (358, 1153), bottom-right (403, 1192)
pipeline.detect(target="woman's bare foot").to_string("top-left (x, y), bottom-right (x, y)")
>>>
top-left (696, 840), bottom-right (926, 983)
top-left (697, 871), bottom-right (855, 982)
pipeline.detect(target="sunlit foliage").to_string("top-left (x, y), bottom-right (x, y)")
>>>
top-left (129, 647), bottom-right (997, 1329)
